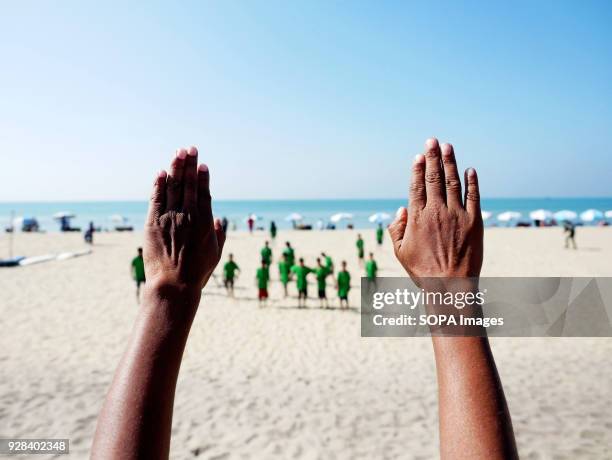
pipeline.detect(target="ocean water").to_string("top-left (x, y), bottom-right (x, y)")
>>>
top-left (1, 198), bottom-right (611, 232)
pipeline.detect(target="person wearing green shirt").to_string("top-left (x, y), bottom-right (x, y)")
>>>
top-left (131, 247), bottom-right (146, 303)
top-left (365, 252), bottom-right (378, 292)
top-left (223, 254), bottom-right (240, 297)
top-left (278, 253), bottom-right (291, 297)
top-left (356, 234), bottom-right (365, 265)
top-left (320, 251), bottom-right (334, 274)
top-left (256, 260), bottom-right (269, 307)
top-left (261, 241), bottom-right (272, 266)
top-left (291, 258), bottom-right (313, 308)
top-left (283, 241), bottom-right (295, 268)
top-left (336, 260), bottom-right (351, 309)
top-left (314, 258), bottom-right (330, 308)
top-left (376, 223), bottom-right (384, 246)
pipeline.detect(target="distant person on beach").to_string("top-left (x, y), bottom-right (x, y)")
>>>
top-left (261, 241), bottom-right (272, 267)
top-left (321, 252), bottom-right (334, 274)
top-left (564, 221), bottom-right (577, 249)
top-left (223, 254), bottom-right (240, 297)
top-left (376, 223), bottom-right (384, 246)
top-left (84, 221), bottom-right (95, 244)
top-left (314, 258), bottom-right (331, 308)
top-left (356, 234), bottom-right (364, 265)
top-left (270, 221), bottom-right (277, 240)
top-left (278, 253), bottom-right (291, 297)
top-left (93, 141), bottom-right (517, 460)
top-left (247, 215), bottom-right (255, 233)
top-left (221, 217), bottom-right (229, 234)
top-left (256, 260), bottom-right (269, 307)
top-left (130, 247), bottom-right (145, 303)
top-left (283, 241), bottom-right (295, 268)
top-left (336, 261), bottom-right (351, 309)
top-left (365, 252), bottom-right (378, 281)
top-left (291, 258), bottom-right (313, 308)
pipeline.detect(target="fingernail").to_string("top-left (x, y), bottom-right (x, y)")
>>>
top-left (198, 163), bottom-right (209, 172)
top-left (426, 138), bottom-right (438, 149)
top-left (467, 167), bottom-right (476, 177)
top-left (187, 146), bottom-right (198, 156)
top-left (158, 170), bottom-right (167, 178)
top-left (176, 149), bottom-right (187, 160)
top-left (414, 154), bottom-right (425, 164)
top-left (441, 143), bottom-right (453, 156)
top-left (396, 206), bottom-right (404, 218)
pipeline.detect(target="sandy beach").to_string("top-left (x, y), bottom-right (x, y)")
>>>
top-left (1, 227), bottom-right (612, 459)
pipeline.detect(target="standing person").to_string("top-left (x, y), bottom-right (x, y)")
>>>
top-left (564, 221), bottom-right (577, 249)
top-left (336, 261), bottom-right (351, 309)
top-left (223, 254), bottom-right (240, 297)
top-left (278, 253), bottom-right (291, 297)
top-left (261, 241), bottom-right (272, 267)
top-left (247, 214), bottom-right (255, 233)
top-left (221, 216), bottom-right (229, 234)
top-left (130, 247), bottom-right (146, 303)
top-left (84, 221), bottom-right (94, 244)
top-left (270, 220), bottom-right (277, 240)
top-left (256, 260), bottom-right (269, 307)
top-left (365, 252), bottom-right (378, 291)
top-left (291, 258), bottom-right (313, 308)
top-left (283, 241), bottom-right (295, 268)
top-left (321, 252), bottom-right (334, 274)
top-left (314, 258), bottom-right (330, 308)
top-left (356, 234), bottom-right (365, 266)
top-left (376, 223), bottom-right (384, 246)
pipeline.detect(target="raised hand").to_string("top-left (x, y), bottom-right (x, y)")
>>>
top-left (388, 138), bottom-right (483, 280)
top-left (144, 146), bottom-right (225, 300)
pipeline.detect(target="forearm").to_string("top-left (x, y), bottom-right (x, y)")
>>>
top-left (432, 336), bottom-right (518, 460)
top-left (92, 285), bottom-right (199, 459)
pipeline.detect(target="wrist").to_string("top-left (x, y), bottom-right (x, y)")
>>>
top-left (141, 279), bottom-right (202, 328)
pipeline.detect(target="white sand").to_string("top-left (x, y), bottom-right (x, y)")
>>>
top-left (1, 227), bottom-right (612, 459)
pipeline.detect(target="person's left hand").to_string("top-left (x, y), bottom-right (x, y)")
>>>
top-left (143, 146), bottom-right (226, 301)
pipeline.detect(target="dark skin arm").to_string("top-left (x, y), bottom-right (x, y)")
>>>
top-left (91, 147), bottom-right (225, 459)
top-left (388, 138), bottom-right (518, 460)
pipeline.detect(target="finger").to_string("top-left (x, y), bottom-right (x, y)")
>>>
top-left (197, 163), bottom-right (213, 224)
top-left (166, 149), bottom-right (187, 210)
top-left (183, 146), bottom-right (198, 212)
top-left (464, 168), bottom-right (481, 217)
top-left (214, 218), bottom-right (226, 255)
top-left (146, 170), bottom-right (167, 225)
top-left (409, 154), bottom-right (426, 212)
top-left (388, 206), bottom-right (407, 255)
top-left (441, 143), bottom-right (463, 209)
top-left (424, 138), bottom-right (445, 205)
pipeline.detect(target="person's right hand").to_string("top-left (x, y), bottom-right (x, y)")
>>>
top-left (388, 138), bottom-right (483, 282)
top-left (143, 147), bottom-right (225, 302)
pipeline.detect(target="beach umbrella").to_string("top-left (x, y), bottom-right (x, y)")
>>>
top-left (285, 213), bottom-right (303, 221)
top-left (605, 210), bottom-right (612, 219)
top-left (580, 209), bottom-right (603, 223)
top-left (368, 212), bottom-right (391, 223)
top-left (529, 209), bottom-right (553, 221)
top-left (244, 214), bottom-right (262, 222)
top-left (497, 211), bottom-right (522, 222)
top-left (481, 211), bottom-right (493, 221)
top-left (53, 211), bottom-right (75, 220)
top-left (554, 210), bottom-right (578, 222)
top-left (330, 212), bottom-right (354, 223)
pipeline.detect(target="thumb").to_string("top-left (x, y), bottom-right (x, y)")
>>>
top-left (388, 207), bottom-right (407, 255)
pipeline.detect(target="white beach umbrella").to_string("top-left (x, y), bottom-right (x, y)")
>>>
top-left (554, 210), bottom-right (578, 222)
top-left (497, 211), bottom-right (522, 222)
top-left (244, 214), bottom-right (261, 222)
top-left (529, 209), bottom-right (553, 221)
top-left (580, 209), bottom-right (604, 223)
top-left (368, 212), bottom-right (391, 223)
top-left (605, 210), bottom-right (612, 219)
top-left (110, 214), bottom-right (127, 223)
top-left (481, 211), bottom-right (493, 221)
top-left (330, 212), bottom-right (354, 223)
top-left (53, 211), bottom-right (75, 220)
top-left (285, 213), bottom-right (303, 221)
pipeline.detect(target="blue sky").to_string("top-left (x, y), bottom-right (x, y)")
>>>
top-left (1, 1), bottom-right (611, 201)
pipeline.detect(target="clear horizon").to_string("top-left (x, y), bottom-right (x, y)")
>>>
top-left (1, 1), bottom-right (611, 201)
